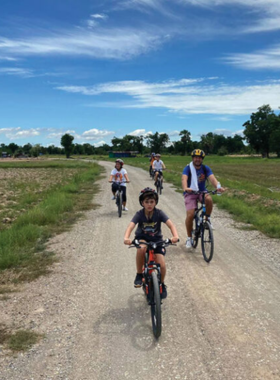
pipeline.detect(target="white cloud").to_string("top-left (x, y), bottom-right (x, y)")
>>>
top-left (93, 140), bottom-right (107, 147)
top-left (0, 67), bottom-right (33, 77)
top-left (0, 26), bottom-right (165, 60)
top-left (224, 44), bottom-right (280, 70)
top-left (82, 128), bottom-right (115, 140)
top-left (129, 129), bottom-right (146, 136)
top-left (168, 130), bottom-right (180, 137)
top-left (56, 78), bottom-right (280, 115)
top-left (3, 128), bottom-right (40, 140)
top-left (90, 14), bottom-right (108, 19)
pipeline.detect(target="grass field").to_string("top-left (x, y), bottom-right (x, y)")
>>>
top-left (100, 155), bottom-right (280, 238)
top-left (0, 159), bottom-right (103, 279)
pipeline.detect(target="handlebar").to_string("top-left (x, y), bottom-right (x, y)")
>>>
top-left (129, 238), bottom-right (179, 249)
top-left (109, 181), bottom-right (130, 183)
top-left (183, 190), bottom-right (217, 196)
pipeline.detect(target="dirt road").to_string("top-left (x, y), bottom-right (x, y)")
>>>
top-left (1, 161), bottom-right (280, 379)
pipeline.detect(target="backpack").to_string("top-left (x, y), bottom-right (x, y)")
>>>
top-left (187, 164), bottom-right (208, 187)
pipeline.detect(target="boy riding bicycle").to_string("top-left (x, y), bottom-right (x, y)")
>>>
top-left (124, 187), bottom-right (179, 299)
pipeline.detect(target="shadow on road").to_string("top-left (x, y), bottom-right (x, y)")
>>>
top-left (92, 293), bottom-right (160, 351)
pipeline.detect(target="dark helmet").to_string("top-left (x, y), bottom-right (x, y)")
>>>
top-left (152, 152), bottom-right (155, 156)
top-left (191, 149), bottom-right (205, 159)
top-left (139, 187), bottom-right (158, 206)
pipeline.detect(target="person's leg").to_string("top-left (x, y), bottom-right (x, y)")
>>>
top-left (111, 183), bottom-right (117, 199)
top-left (155, 254), bottom-right (166, 283)
top-left (134, 244), bottom-right (146, 287)
top-left (121, 186), bottom-right (127, 208)
top-left (205, 194), bottom-right (213, 218)
top-left (186, 209), bottom-right (195, 237)
top-left (154, 171), bottom-right (158, 184)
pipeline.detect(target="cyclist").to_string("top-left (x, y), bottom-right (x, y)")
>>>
top-left (108, 159), bottom-right (130, 211)
top-left (149, 152), bottom-right (156, 177)
top-left (152, 154), bottom-right (166, 188)
top-left (124, 187), bottom-right (179, 299)
top-left (181, 149), bottom-right (225, 249)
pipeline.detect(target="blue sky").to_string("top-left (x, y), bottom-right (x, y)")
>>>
top-left (1, 0), bottom-right (280, 147)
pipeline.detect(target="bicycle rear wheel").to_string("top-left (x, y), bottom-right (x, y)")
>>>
top-left (150, 271), bottom-right (162, 339)
top-left (201, 221), bottom-right (214, 262)
top-left (118, 192), bottom-right (123, 218)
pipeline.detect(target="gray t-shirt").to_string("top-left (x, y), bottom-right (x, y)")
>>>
top-left (131, 208), bottom-right (169, 241)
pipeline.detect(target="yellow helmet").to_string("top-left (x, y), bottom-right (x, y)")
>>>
top-left (191, 149), bottom-right (205, 158)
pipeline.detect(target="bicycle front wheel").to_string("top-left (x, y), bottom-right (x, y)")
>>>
top-left (201, 221), bottom-right (214, 262)
top-left (150, 271), bottom-right (162, 339)
top-left (118, 192), bottom-right (123, 218)
top-left (156, 180), bottom-right (161, 195)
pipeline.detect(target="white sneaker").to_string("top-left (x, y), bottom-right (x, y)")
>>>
top-left (207, 218), bottom-right (215, 230)
top-left (111, 196), bottom-right (115, 200)
top-left (123, 207), bottom-right (128, 211)
top-left (186, 237), bottom-right (193, 249)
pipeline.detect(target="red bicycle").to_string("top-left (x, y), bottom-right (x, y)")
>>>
top-left (129, 238), bottom-right (178, 339)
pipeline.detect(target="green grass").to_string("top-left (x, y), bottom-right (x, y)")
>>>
top-left (0, 160), bottom-right (103, 278)
top-left (100, 155), bottom-right (280, 238)
top-left (6, 330), bottom-right (43, 352)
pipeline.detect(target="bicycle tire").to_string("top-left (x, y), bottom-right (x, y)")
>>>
top-left (118, 192), bottom-right (122, 218)
top-left (156, 180), bottom-right (161, 195)
top-left (201, 221), bottom-right (214, 262)
top-left (191, 216), bottom-right (199, 248)
top-left (150, 270), bottom-right (162, 339)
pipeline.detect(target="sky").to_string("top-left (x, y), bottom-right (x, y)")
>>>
top-left (1, 0), bottom-right (280, 148)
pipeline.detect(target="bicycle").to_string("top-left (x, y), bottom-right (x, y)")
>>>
top-left (129, 238), bottom-right (178, 339)
top-left (189, 190), bottom-right (217, 263)
top-left (154, 170), bottom-right (164, 195)
top-left (109, 181), bottom-right (128, 218)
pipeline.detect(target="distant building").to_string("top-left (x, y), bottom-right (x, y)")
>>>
top-left (1, 152), bottom-right (8, 158)
top-left (109, 151), bottom-right (138, 158)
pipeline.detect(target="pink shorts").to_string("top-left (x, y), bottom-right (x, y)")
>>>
top-left (184, 193), bottom-right (203, 211)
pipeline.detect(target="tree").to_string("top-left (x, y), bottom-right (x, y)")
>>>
top-left (179, 129), bottom-right (191, 155)
top-left (243, 104), bottom-right (276, 158)
top-left (61, 133), bottom-right (74, 158)
top-left (8, 142), bottom-right (19, 155)
top-left (146, 132), bottom-right (170, 153)
top-left (200, 133), bottom-right (215, 154)
top-left (269, 113), bottom-right (280, 157)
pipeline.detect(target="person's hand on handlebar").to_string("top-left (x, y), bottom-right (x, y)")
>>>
top-left (124, 238), bottom-right (132, 245)
top-left (171, 237), bottom-right (179, 244)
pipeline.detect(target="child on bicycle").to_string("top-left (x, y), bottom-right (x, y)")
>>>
top-left (109, 159), bottom-right (130, 211)
top-left (124, 187), bottom-right (179, 299)
top-left (152, 153), bottom-right (166, 188)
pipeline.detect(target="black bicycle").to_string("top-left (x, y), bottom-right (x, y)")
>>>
top-left (190, 190), bottom-right (217, 263)
top-left (129, 238), bottom-right (178, 339)
top-left (110, 181), bottom-right (127, 218)
top-left (154, 170), bottom-right (164, 195)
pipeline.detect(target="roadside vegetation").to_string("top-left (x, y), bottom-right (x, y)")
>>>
top-left (102, 155), bottom-right (280, 239)
top-left (0, 159), bottom-right (102, 280)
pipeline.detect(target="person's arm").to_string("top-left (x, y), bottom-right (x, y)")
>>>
top-left (165, 219), bottom-right (179, 243)
top-left (124, 222), bottom-right (136, 245)
top-left (162, 161), bottom-right (166, 169)
top-left (109, 174), bottom-right (113, 182)
top-left (208, 174), bottom-right (225, 193)
top-left (124, 173), bottom-right (130, 182)
top-left (182, 174), bottom-right (192, 193)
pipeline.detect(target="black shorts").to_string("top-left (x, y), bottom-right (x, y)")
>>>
top-left (135, 236), bottom-right (166, 255)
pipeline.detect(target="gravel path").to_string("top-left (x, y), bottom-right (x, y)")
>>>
top-left (1, 161), bottom-right (280, 380)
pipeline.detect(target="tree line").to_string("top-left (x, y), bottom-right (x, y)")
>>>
top-left (1, 105), bottom-right (280, 158)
